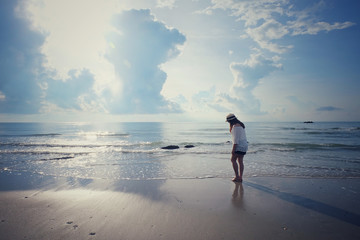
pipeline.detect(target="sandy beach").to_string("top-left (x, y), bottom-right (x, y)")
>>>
top-left (0, 172), bottom-right (359, 240)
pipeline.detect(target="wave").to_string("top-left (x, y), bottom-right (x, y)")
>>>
top-left (0, 141), bottom-right (157, 149)
top-left (76, 132), bottom-right (130, 137)
top-left (280, 126), bottom-right (360, 133)
top-left (1, 141), bottom-right (359, 157)
top-left (305, 131), bottom-right (359, 136)
top-left (0, 140), bottom-right (228, 150)
top-left (251, 143), bottom-right (360, 152)
top-left (267, 162), bottom-right (360, 172)
top-left (0, 132), bottom-right (130, 138)
top-left (280, 127), bottom-right (311, 131)
top-left (0, 150), bottom-right (90, 156)
top-left (0, 133), bottom-right (62, 137)
top-left (37, 156), bottom-right (75, 161)
top-left (2, 168), bottom-right (359, 181)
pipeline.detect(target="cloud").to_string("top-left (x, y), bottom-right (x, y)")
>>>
top-left (171, 94), bottom-right (188, 105)
top-left (181, 53), bottom-right (281, 116)
top-left (230, 52), bottom-right (282, 90)
top-left (316, 106), bottom-right (342, 112)
top-left (201, 0), bottom-right (355, 54)
top-left (0, 0), bottom-right (102, 114)
top-left (0, 0), bottom-right (46, 113)
top-left (245, 19), bottom-right (293, 54)
top-left (105, 9), bottom-right (186, 114)
top-left (0, 3), bottom-right (186, 116)
top-left (192, 86), bottom-right (216, 105)
top-left (173, 87), bottom-right (230, 114)
top-left (190, 86), bottom-right (228, 112)
top-left (157, 0), bottom-right (176, 9)
top-left (196, 0), bottom-right (355, 118)
top-left (218, 53), bottom-right (281, 115)
top-left (45, 69), bottom-right (97, 110)
top-left (289, 20), bottom-right (355, 36)
top-left (287, 1), bottom-right (355, 36)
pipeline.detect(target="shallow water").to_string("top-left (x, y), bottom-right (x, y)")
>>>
top-left (0, 122), bottom-right (359, 180)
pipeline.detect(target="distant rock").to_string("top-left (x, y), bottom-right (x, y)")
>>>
top-left (184, 145), bottom-right (195, 148)
top-left (304, 121), bottom-right (314, 123)
top-left (161, 145), bottom-right (180, 150)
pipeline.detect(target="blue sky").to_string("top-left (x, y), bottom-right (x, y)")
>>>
top-left (0, 0), bottom-right (359, 122)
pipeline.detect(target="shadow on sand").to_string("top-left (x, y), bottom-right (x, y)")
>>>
top-left (244, 181), bottom-right (360, 227)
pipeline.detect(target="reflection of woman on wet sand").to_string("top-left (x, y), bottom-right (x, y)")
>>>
top-left (232, 183), bottom-right (244, 209)
top-left (226, 113), bottom-right (248, 182)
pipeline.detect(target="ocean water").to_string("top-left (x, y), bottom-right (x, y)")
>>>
top-left (0, 122), bottom-right (359, 180)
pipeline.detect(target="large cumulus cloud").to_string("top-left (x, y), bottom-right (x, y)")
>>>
top-left (105, 9), bottom-right (186, 114)
top-left (0, 0), bottom-right (45, 113)
top-left (0, 0), bottom-right (96, 114)
top-left (0, 2), bottom-right (185, 116)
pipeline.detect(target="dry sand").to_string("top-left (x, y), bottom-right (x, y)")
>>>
top-left (0, 174), bottom-right (360, 240)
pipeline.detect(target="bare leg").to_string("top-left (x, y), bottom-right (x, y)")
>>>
top-left (238, 155), bottom-right (244, 181)
top-left (231, 154), bottom-right (240, 180)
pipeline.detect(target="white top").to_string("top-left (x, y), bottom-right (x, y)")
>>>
top-left (231, 125), bottom-right (248, 152)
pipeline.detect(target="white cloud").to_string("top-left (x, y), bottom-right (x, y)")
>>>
top-left (205, 0), bottom-right (288, 26)
top-left (245, 19), bottom-right (292, 53)
top-left (0, 0), bottom-right (45, 114)
top-left (193, 0), bottom-right (356, 118)
top-left (157, 0), bottom-right (176, 9)
top-left (105, 9), bottom-right (186, 114)
top-left (1, 0), bottom-right (357, 121)
top-left (25, 0), bottom-right (117, 78)
top-left (25, 0), bottom-right (121, 111)
top-left (201, 0), bottom-right (355, 54)
top-left (182, 52), bottom-right (282, 116)
top-left (289, 20), bottom-right (355, 36)
top-left (219, 52), bottom-right (282, 115)
top-left (1, 1), bottom-right (186, 115)
top-left (45, 69), bottom-right (98, 110)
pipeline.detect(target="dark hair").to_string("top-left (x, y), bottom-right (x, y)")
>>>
top-left (229, 118), bottom-right (245, 128)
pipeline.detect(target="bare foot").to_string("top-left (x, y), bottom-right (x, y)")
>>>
top-left (232, 177), bottom-right (242, 182)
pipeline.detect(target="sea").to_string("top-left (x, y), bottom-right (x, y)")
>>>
top-left (0, 122), bottom-right (359, 181)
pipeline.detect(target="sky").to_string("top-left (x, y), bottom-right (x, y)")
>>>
top-left (0, 0), bottom-right (359, 122)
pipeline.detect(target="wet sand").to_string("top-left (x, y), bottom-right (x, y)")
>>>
top-left (0, 173), bottom-right (360, 240)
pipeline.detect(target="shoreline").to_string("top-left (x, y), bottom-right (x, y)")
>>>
top-left (1, 172), bottom-right (360, 239)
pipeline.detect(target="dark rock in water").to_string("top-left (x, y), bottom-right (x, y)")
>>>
top-left (304, 121), bottom-right (314, 123)
top-left (184, 145), bottom-right (195, 148)
top-left (161, 145), bottom-right (179, 150)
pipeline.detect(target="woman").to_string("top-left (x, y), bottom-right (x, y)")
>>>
top-left (226, 113), bottom-right (248, 182)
